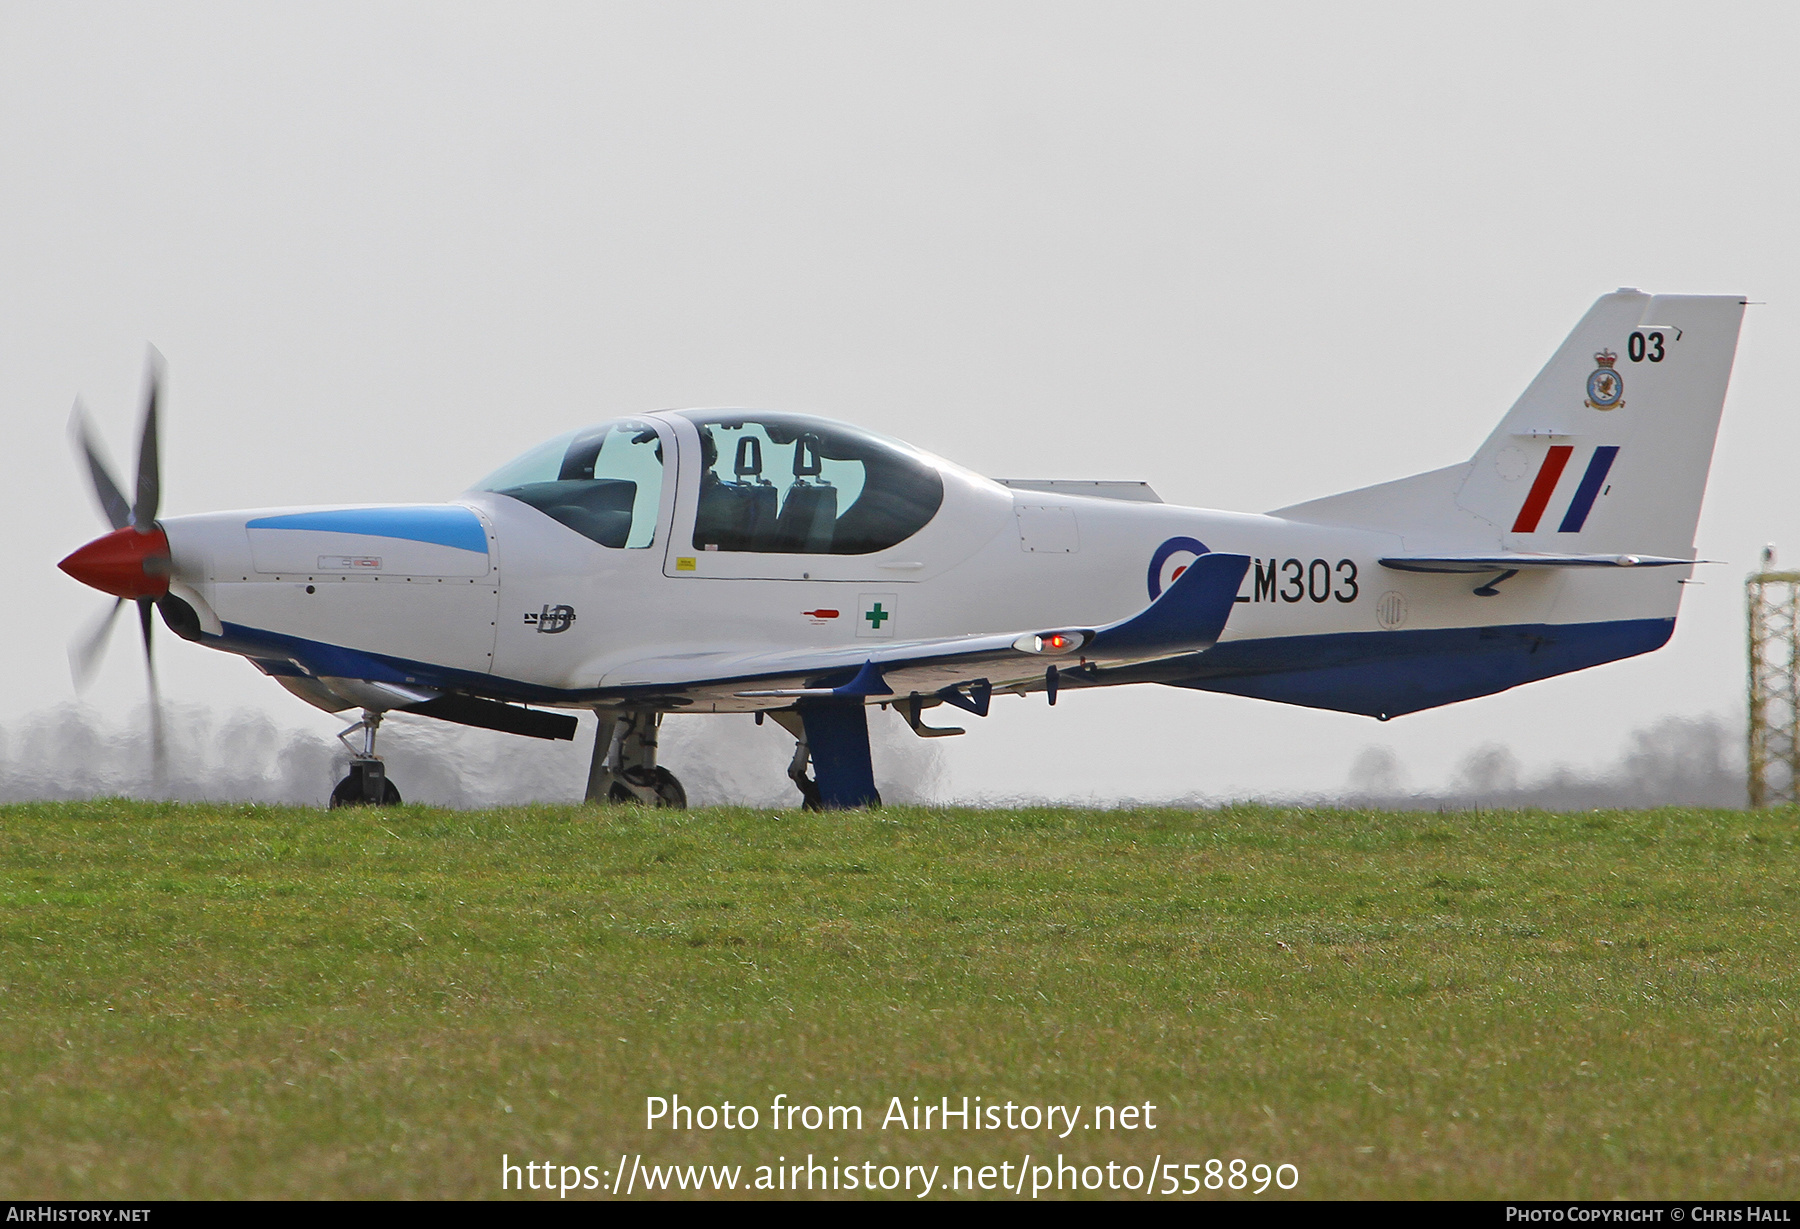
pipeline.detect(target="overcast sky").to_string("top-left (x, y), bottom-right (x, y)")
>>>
top-left (4, 2), bottom-right (1797, 803)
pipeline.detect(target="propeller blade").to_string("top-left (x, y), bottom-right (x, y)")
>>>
top-left (68, 597), bottom-right (126, 691)
top-left (133, 352), bottom-right (162, 532)
top-left (138, 596), bottom-right (165, 786)
top-left (69, 401), bottom-right (133, 532)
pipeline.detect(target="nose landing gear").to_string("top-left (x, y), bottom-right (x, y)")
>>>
top-left (330, 709), bottom-right (402, 807)
top-left (587, 709), bottom-right (687, 807)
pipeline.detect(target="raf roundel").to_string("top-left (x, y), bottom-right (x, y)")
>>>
top-left (1147, 536), bottom-right (1210, 600)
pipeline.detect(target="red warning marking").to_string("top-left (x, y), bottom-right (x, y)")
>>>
top-left (802, 609), bottom-right (840, 619)
top-left (1512, 445), bottom-right (1574, 533)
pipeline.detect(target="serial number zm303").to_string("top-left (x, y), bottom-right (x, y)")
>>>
top-left (1248, 558), bottom-right (1359, 604)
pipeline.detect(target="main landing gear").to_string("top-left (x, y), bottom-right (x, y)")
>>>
top-left (769, 703), bottom-right (880, 811)
top-left (330, 708), bottom-right (402, 808)
top-left (588, 709), bottom-right (688, 807)
top-left (767, 709), bottom-right (825, 810)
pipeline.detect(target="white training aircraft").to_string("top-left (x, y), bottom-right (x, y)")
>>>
top-left (60, 290), bottom-right (1744, 808)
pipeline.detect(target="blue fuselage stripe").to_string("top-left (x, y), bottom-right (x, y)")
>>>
top-left (245, 507), bottom-right (489, 554)
top-left (1558, 446), bottom-right (1619, 533)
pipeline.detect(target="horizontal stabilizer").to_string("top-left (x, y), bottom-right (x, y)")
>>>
top-left (1380, 552), bottom-right (1694, 574)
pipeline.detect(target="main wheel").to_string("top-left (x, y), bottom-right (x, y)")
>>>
top-left (329, 767), bottom-right (402, 808)
top-left (608, 766), bottom-right (687, 808)
top-left (792, 777), bottom-right (880, 810)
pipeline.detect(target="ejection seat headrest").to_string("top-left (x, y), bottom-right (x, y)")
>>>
top-left (735, 435), bottom-right (763, 479)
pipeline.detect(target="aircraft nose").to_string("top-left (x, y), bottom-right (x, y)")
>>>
top-left (58, 526), bottom-right (171, 599)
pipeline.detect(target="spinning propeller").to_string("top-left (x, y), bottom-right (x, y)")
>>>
top-left (58, 352), bottom-right (172, 775)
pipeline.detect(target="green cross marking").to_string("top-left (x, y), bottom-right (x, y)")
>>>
top-left (865, 602), bottom-right (889, 629)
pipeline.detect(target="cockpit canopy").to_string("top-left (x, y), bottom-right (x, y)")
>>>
top-left (476, 412), bottom-right (944, 554)
top-left (681, 412), bottom-right (943, 555)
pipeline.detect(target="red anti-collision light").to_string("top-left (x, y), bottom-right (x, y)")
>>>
top-left (59, 526), bottom-right (171, 600)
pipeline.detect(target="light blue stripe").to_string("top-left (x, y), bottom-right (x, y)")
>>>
top-left (246, 506), bottom-right (488, 554)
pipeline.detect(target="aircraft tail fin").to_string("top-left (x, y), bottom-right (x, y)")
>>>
top-left (1275, 290), bottom-right (1746, 558)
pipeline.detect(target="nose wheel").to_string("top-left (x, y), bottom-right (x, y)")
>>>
top-left (329, 709), bottom-right (403, 808)
top-left (609, 766), bottom-right (687, 808)
top-left (588, 710), bottom-right (687, 807)
top-left (330, 761), bottom-right (402, 808)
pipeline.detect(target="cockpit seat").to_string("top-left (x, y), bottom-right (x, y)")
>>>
top-left (695, 481), bottom-right (779, 551)
top-left (772, 481), bottom-right (838, 553)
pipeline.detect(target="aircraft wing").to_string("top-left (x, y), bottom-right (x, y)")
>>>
top-left (596, 552), bottom-right (1253, 704)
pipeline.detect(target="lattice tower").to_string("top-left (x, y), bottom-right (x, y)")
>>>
top-left (1747, 561), bottom-right (1800, 807)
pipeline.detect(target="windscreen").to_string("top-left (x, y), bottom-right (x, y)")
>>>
top-left (476, 420), bottom-right (665, 548)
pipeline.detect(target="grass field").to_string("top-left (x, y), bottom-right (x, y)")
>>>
top-left (2, 799), bottom-right (1797, 1200)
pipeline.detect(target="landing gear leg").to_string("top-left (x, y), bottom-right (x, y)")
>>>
top-left (586, 709), bottom-right (687, 807)
top-left (769, 709), bottom-right (824, 811)
top-left (330, 709), bottom-right (401, 807)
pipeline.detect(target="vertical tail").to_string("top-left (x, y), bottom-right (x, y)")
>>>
top-left (1276, 290), bottom-right (1746, 558)
top-left (1455, 290), bottom-right (1745, 555)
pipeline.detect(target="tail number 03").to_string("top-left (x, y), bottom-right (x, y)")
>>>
top-left (1627, 331), bottom-right (1666, 363)
top-left (1251, 558), bottom-right (1359, 604)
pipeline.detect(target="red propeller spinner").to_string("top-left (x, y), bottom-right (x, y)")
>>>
top-left (59, 525), bottom-right (171, 600)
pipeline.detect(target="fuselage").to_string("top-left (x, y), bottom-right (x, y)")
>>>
top-left (149, 407), bottom-right (1685, 722)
